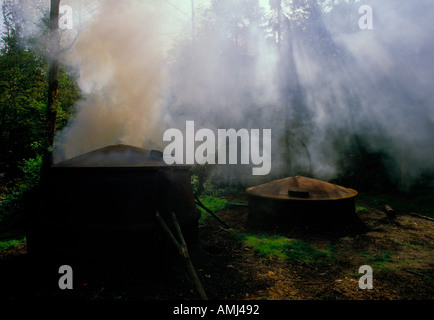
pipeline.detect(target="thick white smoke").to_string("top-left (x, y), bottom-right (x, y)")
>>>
top-left (15, 0), bottom-right (431, 186)
top-left (53, 0), bottom-right (168, 162)
top-left (163, 0), bottom-right (434, 185)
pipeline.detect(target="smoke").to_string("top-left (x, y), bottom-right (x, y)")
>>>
top-left (53, 0), bottom-right (168, 162)
top-left (14, 0), bottom-right (431, 186)
top-left (162, 0), bottom-right (434, 186)
top-left (313, 0), bottom-right (434, 183)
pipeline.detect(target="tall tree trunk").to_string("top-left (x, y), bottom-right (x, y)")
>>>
top-left (44, 0), bottom-right (60, 169)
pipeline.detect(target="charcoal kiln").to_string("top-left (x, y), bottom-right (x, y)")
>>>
top-left (28, 144), bottom-right (200, 265)
top-left (246, 176), bottom-right (359, 229)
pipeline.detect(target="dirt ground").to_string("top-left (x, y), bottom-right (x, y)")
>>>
top-left (193, 194), bottom-right (434, 301)
top-left (0, 193), bottom-right (433, 303)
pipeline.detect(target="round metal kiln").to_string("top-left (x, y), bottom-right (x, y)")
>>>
top-left (28, 144), bottom-right (200, 264)
top-left (246, 176), bottom-right (359, 229)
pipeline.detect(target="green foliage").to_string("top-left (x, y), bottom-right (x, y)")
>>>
top-left (0, 24), bottom-right (80, 230)
top-left (0, 152), bottom-right (42, 226)
top-left (192, 174), bottom-right (245, 197)
top-left (355, 204), bottom-right (368, 212)
top-left (0, 25), bottom-right (80, 173)
top-left (198, 195), bottom-right (230, 213)
top-left (0, 32), bottom-right (47, 174)
top-left (56, 69), bottom-right (81, 132)
top-left (191, 174), bottom-right (200, 195)
top-left (17, 156), bottom-right (42, 195)
top-left (197, 195), bottom-right (230, 223)
top-left (244, 235), bottom-right (292, 260)
top-left (243, 234), bottom-right (336, 265)
top-left (0, 236), bottom-right (25, 253)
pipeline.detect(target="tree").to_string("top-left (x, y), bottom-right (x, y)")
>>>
top-left (44, 0), bottom-right (60, 168)
top-left (0, 29), bottom-right (47, 175)
top-left (0, 0), bottom-right (79, 175)
top-left (0, 0), bottom-right (80, 230)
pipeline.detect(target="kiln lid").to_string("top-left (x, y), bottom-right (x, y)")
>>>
top-left (246, 176), bottom-right (358, 201)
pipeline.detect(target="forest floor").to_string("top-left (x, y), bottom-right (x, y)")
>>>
top-left (0, 191), bottom-right (433, 303)
top-left (194, 194), bottom-right (434, 301)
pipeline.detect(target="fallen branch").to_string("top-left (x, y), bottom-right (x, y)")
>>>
top-left (408, 213), bottom-right (434, 222)
top-left (403, 269), bottom-right (430, 278)
top-left (383, 205), bottom-right (433, 222)
top-left (229, 201), bottom-right (248, 207)
top-left (156, 211), bottom-right (208, 300)
top-left (194, 194), bottom-right (230, 228)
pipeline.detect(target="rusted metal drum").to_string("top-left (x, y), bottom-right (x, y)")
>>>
top-left (246, 176), bottom-right (359, 229)
top-left (28, 144), bottom-right (200, 264)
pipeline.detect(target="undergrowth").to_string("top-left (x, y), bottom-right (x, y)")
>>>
top-left (241, 234), bottom-right (337, 266)
top-left (0, 237), bottom-right (26, 253)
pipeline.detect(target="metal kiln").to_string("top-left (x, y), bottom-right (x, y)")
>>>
top-left (246, 176), bottom-right (359, 229)
top-left (27, 144), bottom-right (200, 264)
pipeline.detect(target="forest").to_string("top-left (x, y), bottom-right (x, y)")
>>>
top-left (0, 0), bottom-right (433, 305)
top-left (0, 0), bottom-right (80, 231)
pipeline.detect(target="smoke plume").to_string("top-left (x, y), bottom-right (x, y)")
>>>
top-left (38, 0), bottom-right (433, 186)
top-left (54, 0), bottom-right (167, 162)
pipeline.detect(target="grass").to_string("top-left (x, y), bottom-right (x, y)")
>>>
top-left (355, 204), bottom-right (368, 212)
top-left (197, 195), bottom-right (231, 223)
top-left (0, 236), bottom-right (25, 253)
top-left (361, 251), bottom-right (392, 268)
top-left (0, 226), bottom-right (27, 254)
top-left (192, 174), bottom-right (247, 224)
top-left (244, 235), bottom-right (292, 260)
top-left (241, 234), bottom-right (337, 266)
top-left (350, 251), bottom-right (396, 278)
top-left (198, 195), bottom-right (230, 213)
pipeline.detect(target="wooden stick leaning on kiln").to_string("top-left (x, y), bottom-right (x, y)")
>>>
top-left (194, 194), bottom-right (230, 228)
top-left (156, 211), bottom-right (208, 300)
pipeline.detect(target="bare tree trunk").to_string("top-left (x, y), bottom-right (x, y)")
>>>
top-left (44, 0), bottom-right (61, 169)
